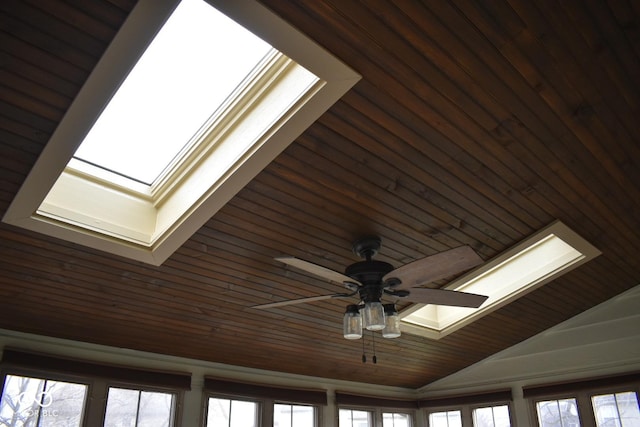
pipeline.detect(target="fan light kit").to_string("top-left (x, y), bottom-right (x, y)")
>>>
top-left (254, 236), bottom-right (489, 341)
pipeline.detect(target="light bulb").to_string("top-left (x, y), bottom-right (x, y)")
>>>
top-left (343, 305), bottom-right (362, 339)
top-left (363, 301), bottom-right (385, 331)
top-left (382, 304), bottom-right (401, 338)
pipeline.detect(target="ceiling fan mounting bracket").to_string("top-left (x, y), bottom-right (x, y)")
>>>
top-left (352, 236), bottom-right (381, 260)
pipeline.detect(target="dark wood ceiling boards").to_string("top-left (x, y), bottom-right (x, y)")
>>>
top-left (1, 0), bottom-right (639, 388)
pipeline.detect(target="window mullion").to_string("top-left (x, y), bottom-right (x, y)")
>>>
top-left (612, 394), bottom-right (622, 427)
top-left (557, 400), bottom-right (565, 427)
top-left (35, 379), bottom-right (47, 427)
top-left (134, 390), bottom-right (142, 427)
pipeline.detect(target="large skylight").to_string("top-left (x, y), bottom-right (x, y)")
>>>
top-left (2, 0), bottom-right (360, 265)
top-left (73, 0), bottom-right (272, 186)
top-left (400, 221), bottom-right (601, 339)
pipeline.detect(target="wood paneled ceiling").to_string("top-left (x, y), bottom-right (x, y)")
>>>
top-left (1, 0), bottom-right (639, 389)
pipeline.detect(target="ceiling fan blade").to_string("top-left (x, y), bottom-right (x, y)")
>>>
top-left (401, 287), bottom-right (488, 308)
top-left (276, 256), bottom-right (358, 285)
top-left (252, 294), bottom-right (341, 309)
top-left (383, 246), bottom-right (482, 290)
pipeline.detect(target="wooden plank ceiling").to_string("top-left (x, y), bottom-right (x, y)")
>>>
top-left (1, 0), bottom-right (639, 389)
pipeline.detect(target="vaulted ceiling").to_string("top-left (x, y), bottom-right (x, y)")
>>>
top-left (1, 0), bottom-right (639, 389)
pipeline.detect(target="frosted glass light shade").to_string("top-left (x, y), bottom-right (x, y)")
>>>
top-left (343, 305), bottom-right (362, 339)
top-left (363, 301), bottom-right (385, 331)
top-left (382, 304), bottom-right (401, 338)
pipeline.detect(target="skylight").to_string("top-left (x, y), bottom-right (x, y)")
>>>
top-left (73, 0), bottom-right (272, 186)
top-left (400, 221), bottom-right (601, 339)
top-left (2, 0), bottom-right (360, 265)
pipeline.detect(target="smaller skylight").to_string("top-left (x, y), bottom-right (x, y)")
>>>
top-left (400, 221), bottom-right (601, 339)
top-left (72, 0), bottom-right (272, 186)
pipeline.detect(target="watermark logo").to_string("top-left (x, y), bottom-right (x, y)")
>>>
top-left (18, 391), bottom-right (53, 408)
top-left (18, 391), bottom-right (58, 417)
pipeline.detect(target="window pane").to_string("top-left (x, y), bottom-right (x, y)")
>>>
top-left (339, 409), bottom-right (372, 427)
top-left (592, 392), bottom-right (640, 427)
top-left (39, 380), bottom-right (87, 427)
top-left (383, 412), bottom-right (411, 427)
top-left (104, 388), bottom-right (140, 426)
top-left (0, 375), bottom-right (87, 427)
top-left (230, 400), bottom-right (258, 427)
top-left (104, 387), bottom-right (175, 427)
top-left (137, 391), bottom-right (174, 427)
top-left (274, 403), bottom-right (314, 427)
top-left (473, 405), bottom-right (511, 427)
top-left (536, 399), bottom-right (581, 427)
top-left (274, 404), bottom-right (292, 427)
top-left (207, 398), bottom-right (258, 427)
top-left (207, 398), bottom-right (230, 426)
top-left (429, 410), bottom-right (462, 427)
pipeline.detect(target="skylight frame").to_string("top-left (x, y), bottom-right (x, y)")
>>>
top-left (2, 0), bottom-right (360, 265)
top-left (399, 221), bottom-right (601, 340)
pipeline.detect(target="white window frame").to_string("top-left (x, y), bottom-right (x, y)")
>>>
top-left (424, 400), bottom-right (513, 427)
top-left (273, 401), bottom-right (318, 427)
top-left (204, 393), bottom-right (322, 427)
top-left (204, 394), bottom-right (262, 427)
top-left (425, 407), bottom-right (464, 427)
top-left (532, 396), bottom-right (582, 427)
top-left (339, 407), bottom-right (375, 427)
top-left (0, 369), bottom-right (184, 427)
top-left (0, 373), bottom-right (89, 427)
top-left (590, 390), bottom-right (640, 427)
top-left (469, 403), bottom-right (513, 427)
top-left (528, 384), bottom-right (640, 427)
top-left (382, 410), bottom-right (415, 427)
top-left (339, 405), bottom-right (415, 427)
top-left (103, 383), bottom-right (180, 427)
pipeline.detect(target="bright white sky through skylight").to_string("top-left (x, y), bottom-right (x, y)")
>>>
top-left (73, 0), bottom-right (272, 185)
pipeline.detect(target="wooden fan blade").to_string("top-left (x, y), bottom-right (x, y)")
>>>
top-left (252, 294), bottom-right (340, 309)
top-left (401, 288), bottom-right (488, 308)
top-left (276, 256), bottom-right (358, 285)
top-left (383, 246), bottom-right (482, 290)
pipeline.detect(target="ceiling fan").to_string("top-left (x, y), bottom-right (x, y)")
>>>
top-left (253, 236), bottom-right (488, 340)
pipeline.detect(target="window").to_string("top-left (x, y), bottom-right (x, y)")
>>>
top-left (3, 0), bottom-right (359, 266)
top-left (1, 350), bottom-right (189, 427)
top-left (0, 374), bottom-right (88, 427)
top-left (401, 221), bottom-right (600, 340)
top-left (383, 411), bottom-right (412, 427)
top-left (429, 410), bottom-right (463, 427)
top-left (103, 387), bottom-right (176, 427)
top-left (339, 408), bottom-right (373, 427)
top-left (535, 398), bottom-right (581, 427)
top-left (472, 405), bottom-right (511, 427)
top-left (72, 0), bottom-right (272, 188)
top-left (206, 397), bottom-right (259, 427)
top-left (591, 391), bottom-right (640, 427)
top-left (274, 403), bottom-right (315, 427)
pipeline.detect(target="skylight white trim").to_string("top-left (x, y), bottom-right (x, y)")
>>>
top-left (2, 0), bottom-right (361, 265)
top-left (400, 221), bottom-right (601, 340)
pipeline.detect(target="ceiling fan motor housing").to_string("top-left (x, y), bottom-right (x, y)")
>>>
top-left (345, 260), bottom-right (394, 303)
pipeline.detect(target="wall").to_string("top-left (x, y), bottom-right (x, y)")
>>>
top-left (1, 284), bottom-right (639, 426)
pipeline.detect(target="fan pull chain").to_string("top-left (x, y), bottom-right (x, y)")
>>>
top-left (371, 331), bottom-right (377, 364)
top-left (362, 335), bottom-right (367, 363)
